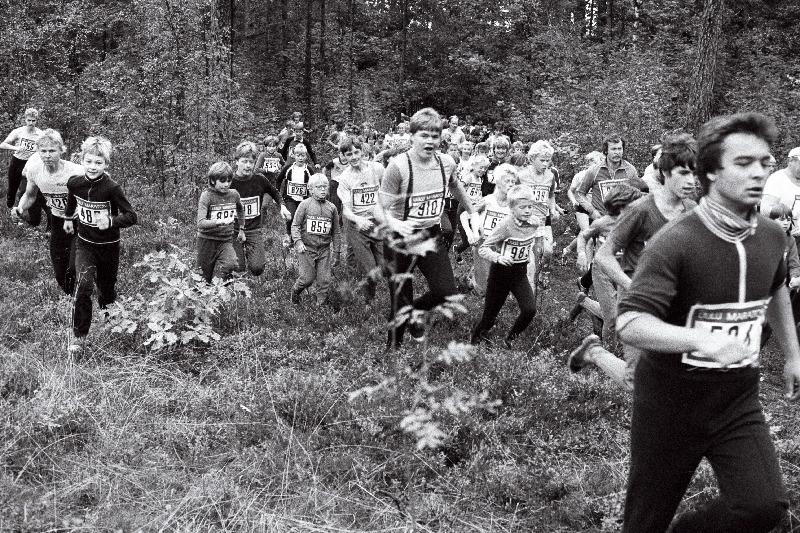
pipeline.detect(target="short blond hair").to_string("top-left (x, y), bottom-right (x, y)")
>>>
top-left (24, 108), bottom-right (39, 119)
top-left (235, 140), bottom-right (259, 160)
top-left (528, 140), bottom-right (554, 159)
top-left (81, 136), bottom-right (112, 164)
top-left (308, 173), bottom-right (328, 188)
top-left (507, 184), bottom-right (534, 207)
top-left (36, 129), bottom-right (65, 153)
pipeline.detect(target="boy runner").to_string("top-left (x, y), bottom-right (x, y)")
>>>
top-left (377, 107), bottom-right (475, 347)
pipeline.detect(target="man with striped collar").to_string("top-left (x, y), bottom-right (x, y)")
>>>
top-left (617, 113), bottom-right (800, 532)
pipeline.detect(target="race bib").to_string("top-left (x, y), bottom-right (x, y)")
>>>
top-left (209, 202), bottom-right (237, 225)
top-left (287, 181), bottom-right (308, 198)
top-left (306, 215), bottom-right (331, 235)
top-left (262, 157), bottom-right (281, 173)
top-left (76, 198), bottom-right (111, 228)
top-left (241, 196), bottom-right (260, 219)
top-left (500, 236), bottom-right (534, 264)
top-left (44, 193), bottom-right (69, 218)
top-left (352, 186), bottom-right (378, 207)
top-left (466, 182), bottom-right (483, 201)
top-left (531, 185), bottom-right (549, 204)
top-left (598, 178), bottom-right (628, 201)
top-left (408, 192), bottom-right (444, 221)
top-left (483, 209), bottom-right (507, 235)
top-left (18, 138), bottom-right (36, 156)
top-left (682, 299), bottom-right (771, 369)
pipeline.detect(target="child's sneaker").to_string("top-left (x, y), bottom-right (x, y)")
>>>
top-left (290, 288), bottom-right (302, 304)
top-left (282, 235), bottom-right (292, 249)
top-left (568, 334), bottom-right (601, 373)
top-left (68, 336), bottom-right (86, 356)
top-left (568, 292), bottom-right (587, 322)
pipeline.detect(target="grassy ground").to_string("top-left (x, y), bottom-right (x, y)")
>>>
top-left (1, 186), bottom-right (798, 532)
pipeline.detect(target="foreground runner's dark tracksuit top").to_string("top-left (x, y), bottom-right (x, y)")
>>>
top-left (65, 172), bottom-right (138, 337)
top-left (231, 170), bottom-right (283, 232)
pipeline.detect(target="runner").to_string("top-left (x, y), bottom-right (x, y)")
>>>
top-left (760, 146), bottom-right (800, 247)
top-left (569, 133), bottom-right (699, 390)
top-left (574, 133), bottom-right (639, 221)
top-left (376, 107), bottom-right (475, 348)
top-left (279, 121), bottom-right (318, 168)
top-left (519, 140), bottom-right (559, 290)
top-left (12, 129), bottom-right (84, 294)
top-left (1, 108), bottom-right (43, 216)
top-left (616, 113), bottom-right (799, 531)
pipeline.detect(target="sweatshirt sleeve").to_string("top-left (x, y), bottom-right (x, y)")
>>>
top-left (110, 183), bottom-right (138, 228)
top-left (479, 220), bottom-right (510, 263)
top-left (331, 205), bottom-right (342, 253)
top-left (197, 191), bottom-right (215, 229)
top-left (258, 171), bottom-right (283, 205)
top-left (787, 237), bottom-right (800, 280)
top-left (291, 200), bottom-right (307, 242)
top-left (575, 166), bottom-right (597, 214)
top-left (234, 191), bottom-right (245, 229)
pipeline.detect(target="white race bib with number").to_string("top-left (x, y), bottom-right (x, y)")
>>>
top-left (408, 192), bottom-right (444, 221)
top-left (682, 299), bottom-right (771, 369)
top-left (306, 215), bottom-right (331, 235)
top-left (500, 236), bottom-right (534, 264)
top-left (466, 182), bottom-right (483, 201)
top-left (531, 185), bottom-right (549, 205)
top-left (482, 210), bottom-right (508, 236)
top-left (241, 196), bottom-right (260, 219)
top-left (17, 138), bottom-right (37, 158)
top-left (210, 202), bottom-right (237, 225)
top-left (598, 178), bottom-right (628, 201)
top-left (76, 197), bottom-right (111, 228)
top-left (44, 193), bottom-right (69, 218)
top-left (352, 186), bottom-right (378, 207)
top-left (287, 181), bottom-right (308, 198)
top-left (262, 157), bottom-right (281, 173)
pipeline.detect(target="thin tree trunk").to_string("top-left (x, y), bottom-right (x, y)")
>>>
top-left (279, 0), bottom-right (288, 100)
top-left (319, 0), bottom-right (327, 118)
top-left (686, 0), bottom-right (725, 131)
top-left (347, 0), bottom-right (355, 118)
top-left (398, 0), bottom-right (407, 111)
top-left (304, 0), bottom-right (314, 112)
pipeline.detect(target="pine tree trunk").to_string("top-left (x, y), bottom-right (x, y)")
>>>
top-left (686, 0), bottom-right (725, 131)
top-left (347, 0), bottom-right (355, 118)
top-left (303, 0), bottom-right (314, 111)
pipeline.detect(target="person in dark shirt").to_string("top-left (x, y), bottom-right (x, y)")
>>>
top-left (616, 113), bottom-right (800, 532)
top-left (63, 136), bottom-right (138, 355)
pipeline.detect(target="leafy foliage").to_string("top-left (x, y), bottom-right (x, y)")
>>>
top-left (105, 246), bottom-right (251, 351)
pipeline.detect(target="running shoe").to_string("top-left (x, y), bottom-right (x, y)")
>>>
top-left (568, 334), bottom-right (601, 373)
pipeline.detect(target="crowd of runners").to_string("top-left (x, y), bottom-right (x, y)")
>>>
top-left (3, 105), bottom-right (800, 532)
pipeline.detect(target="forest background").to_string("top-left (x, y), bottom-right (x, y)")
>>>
top-left (2, 0), bottom-right (800, 531)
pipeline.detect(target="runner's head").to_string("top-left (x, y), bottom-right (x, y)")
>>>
top-left (24, 108), bottom-right (39, 127)
top-left (308, 173), bottom-right (329, 201)
top-left (81, 136), bottom-right (112, 165)
top-left (765, 154), bottom-right (777, 175)
top-left (696, 113), bottom-right (777, 207)
top-left (528, 140), bottom-right (554, 173)
top-left (507, 184), bottom-right (535, 222)
top-left (36, 129), bottom-right (66, 168)
top-left (583, 151), bottom-right (604, 170)
top-left (657, 133), bottom-right (698, 199)
top-left (263, 135), bottom-right (279, 152)
top-left (458, 141), bottom-right (474, 160)
top-left (602, 133), bottom-right (625, 164)
top-left (468, 154), bottom-right (490, 176)
top-left (408, 108), bottom-right (443, 158)
top-left (603, 183), bottom-right (644, 217)
top-left (36, 129), bottom-right (66, 153)
top-left (494, 163), bottom-right (520, 194)
top-left (292, 144), bottom-right (309, 164)
top-left (293, 122), bottom-right (305, 140)
top-left (493, 136), bottom-right (511, 160)
top-left (339, 136), bottom-right (364, 166)
top-left (475, 142), bottom-right (490, 156)
top-left (511, 141), bottom-right (524, 155)
top-left (509, 153), bottom-right (527, 169)
top-left (447, 143), bottom-right (460, 162)
top-left (234, 141), bottom-right (258, 176)
top-left (449, 115), bottom-right (459, 129)
top-left (207, 161), bottom-right (234, 191)
top-left (787, 147), bottom-right (800, 179)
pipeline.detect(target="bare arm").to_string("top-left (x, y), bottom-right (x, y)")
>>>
top-left (765, 286), bottom-right (800, 400)
top-left (594, 238), bottom-right (632, 290)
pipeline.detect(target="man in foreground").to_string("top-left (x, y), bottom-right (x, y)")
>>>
top-left (617, 112), bottom-right (800, 532)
